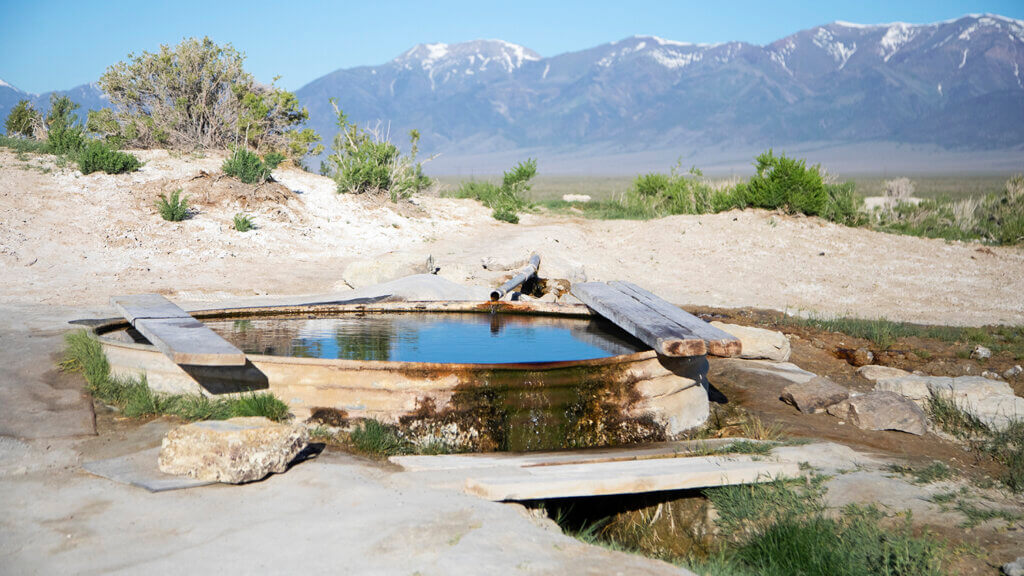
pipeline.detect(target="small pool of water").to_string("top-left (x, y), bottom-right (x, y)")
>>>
top-left (202, 313), bottom-right (647, 363)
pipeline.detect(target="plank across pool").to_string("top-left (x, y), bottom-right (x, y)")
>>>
top-left (110, 294), bottom-right (246, 366)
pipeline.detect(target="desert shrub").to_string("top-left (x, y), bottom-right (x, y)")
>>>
top-left (97, 37), bottom-right (321, 159)
top-left (262, 151), bottom-right (285, 170)
top-left (222, 147), bottom-right (273, 183)
top-left (451, 159), bottom-right (536, 223)
top-left (821, 182), bottom-right (867, 226)
top-left (5, 99), bottom-right (40, 138)
top-left (0, 135), bottom-right (48, 154)
top-left (44, 94), bottom-right (85, 156)
top-left (623, 164), bottom-right (716, 217)
top-left (233, 213), bottom-right (254, 232)
top-left (740, 150), bottom-right (827, 216)
top-left (325, 101), bottom-right (432, 201)
top-left (77, 140), bottom-right (141, 174)
top-left (156, 189), bottom-right (189, 221)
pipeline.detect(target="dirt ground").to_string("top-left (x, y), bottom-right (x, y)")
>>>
top-left (1, 149), bottom-right (1023, 574)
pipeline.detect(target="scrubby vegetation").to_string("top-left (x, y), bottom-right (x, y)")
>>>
top-left (4, 99), bottom-right (40, 138)
top-left (77, 140), bottom-right (142, 174)
top-left (233, 213), bottom-right (255, 232)
top-left (546, 477), bottom-right (946, 575)
top-left (222, 147), bottom-right (277, 184)
top-left (92, 37), bottom-right (321, 161)
top-left (448, 158), bottom-right (537, 223)
top-left (322, 101), bottom-right (431, 201)
top-left (927, 394), bottom-right (1024, 492)
top-left (61, 330), bottom-right (289, 421)
top-left (156, 189), bottom-right (189, 221)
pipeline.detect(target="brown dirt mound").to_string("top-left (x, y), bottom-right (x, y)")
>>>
top-left (140, 170), bottom-right (294, 211)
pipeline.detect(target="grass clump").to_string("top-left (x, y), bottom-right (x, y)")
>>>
top-left (77, 140), bottom-right (141, 175)
top-left (61, 330), bottom-right (289, 421)
top-left (450, 159), bottom-right (536, 223)
top-left (886, 461), bottom-right (953, 484)
top-left (927, 394), bottom-right (1024, 492)
top-left (222, 147), bottom-right (273, 184)
top-left (232, 212), bottom-right (254, 232)
top-left (348, 419), bottom-right (411, 456)
top-left (156, 189), bottom-right (189, 221)
top-left (0, 134), bottom-right (49, 154)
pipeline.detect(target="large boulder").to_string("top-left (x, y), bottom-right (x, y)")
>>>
top-left (709, 322), bottom-right (791, 362)
top-left (856, 365), bottom-right (911, 381)
top-left (781, 377), bottom-right (850, 414)
top-left (826, 391), bottom-right (927, 435)
top-left (158, 417), bottom-right (308, 484)
top-left (874, 375), bottom-right (1024, 431)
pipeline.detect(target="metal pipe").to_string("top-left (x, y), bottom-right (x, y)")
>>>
top-left (490, 254), bottom-right (541, 301)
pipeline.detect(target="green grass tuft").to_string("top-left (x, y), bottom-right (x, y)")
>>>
top-left (886, 461), bottom-right (953, 484)
top-left (61, 330), bottom-right (289, 422)
top-left (156, 189), bottom-right (189, 221)
top-left (232, 212), bottom-right (254, 232)
top-left (348, 419), bottom-right (411, 456)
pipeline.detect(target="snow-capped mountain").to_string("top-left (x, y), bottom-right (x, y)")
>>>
top-left (295, 14), bottom-right (1024, 156)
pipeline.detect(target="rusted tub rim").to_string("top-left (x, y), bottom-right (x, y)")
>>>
top-left (90, 300), bottom-right (659, 372)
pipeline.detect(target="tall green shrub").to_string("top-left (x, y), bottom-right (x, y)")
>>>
top-left (742, 150), bottom-right (827, 216)
top-left (222, 148), bottom-right (272, 184)
top-left (97, 37), bottom-right (321, 159)
top-left (326, 100), bottom-right (432, 201)
top-left (44, 94), bottom-right (85, 155)
top-left (5, 99), bottom-right (39, 138)
top-left (452, 159), bottom-right (536, 223)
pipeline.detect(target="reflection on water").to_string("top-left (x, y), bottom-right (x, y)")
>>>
top-left (203, 313), bottom-right (647, 363)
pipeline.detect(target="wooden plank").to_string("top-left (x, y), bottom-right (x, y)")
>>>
top-left (570, 282), bottom-right (706, 356)
top-left (134, 317), bottom-right (246, 366)
top-left (391, 438), bottom-right (762, 472)
top-left (110, 294), bottom-right (192, 324)
top-left (464, 456), bottom-right (799, 501)
top-left (608, 281), bottom-right (742, 357)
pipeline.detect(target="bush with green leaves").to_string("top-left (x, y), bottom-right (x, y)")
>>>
top-left (222, 148), bottom-right (274, 184)
top-left (77, 140), bottom-right (141, 175)
top-left (5, 99), bottom-right (40, 138)
top-left (233, 213), bottom-right (254, 232)
top-left (156, 189), bottom-right (189, 221)
top-left (325, 100), bottom-right (432, 201)
top-left (451, 159), bottom-right (536, 223)
top-left (44, 94), bottom-right (85, 156)
top-left (96, 37), bottom-right (321, 160)
top-left (737, 149), bottom-right (828, 215)
top-left (623, 164), bottom-right (716, 217)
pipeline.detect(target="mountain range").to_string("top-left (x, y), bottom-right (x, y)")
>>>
top-left (3, 14), bottom-right (1023, 173)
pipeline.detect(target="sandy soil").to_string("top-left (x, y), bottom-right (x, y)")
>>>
top-left (1, 149), bottom-right (1021, 325)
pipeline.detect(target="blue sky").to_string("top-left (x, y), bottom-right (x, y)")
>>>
top-left (2, 0), bottom-right (1023, 93)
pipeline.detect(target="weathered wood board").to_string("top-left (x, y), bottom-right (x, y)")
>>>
top-left (570, 282), bottom-right (707, 356)
top-left (464, 456), bottom-right (799, 501)
top-left (110, 294), bottom-right (246, 366)
top-left (608, 281), bottom-right (742, 357)
top-left (111, 294), bottom-right (193, 324)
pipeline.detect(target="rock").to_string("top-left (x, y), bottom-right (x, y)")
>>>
top-left (1004, 365), bottom-right (1023, 379)
top-left (971, 345), bottom-right (992, 360)
top-left (709, 322), bottom-right (791, 362)
top-left (856, 365), bottom-right (911, 381)
top-left (537, 255), bottom-right (587, 285)
top-left (718, 359), bottom-right (817, 385)
top-left (982, 370), bottom-right (1003, 380)
top-left (158, 417), bottom-right (308, 484)
top-left (836, 347), bottom-right (873, 367)
top-left (780, 377), bottom-right (850, 414)
top-left (826, 391), bottom-right (927, 435)
top-left (481, 254), bottom-right (529, 272)
top-left (1004, 556), bottom-right (1024, 576)
top-left (770, 442), bottom-right (884, 474)
top-left (342, 255), bottom-right (436, 289)
top-left (561, 194), bottom-right (591, 203)
top-left (876, 374), bottom-right (1024, 431)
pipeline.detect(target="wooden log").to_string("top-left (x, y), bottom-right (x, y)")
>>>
top-left (133, 317), bottom-right (247, 366)
top-left (608, 281), bottom-right (742, 357)
top-left (570, 283), bottom-right (706, 356)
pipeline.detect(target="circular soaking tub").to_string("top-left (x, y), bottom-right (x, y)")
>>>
top-left (92, 301), bottom-right (709, 451)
